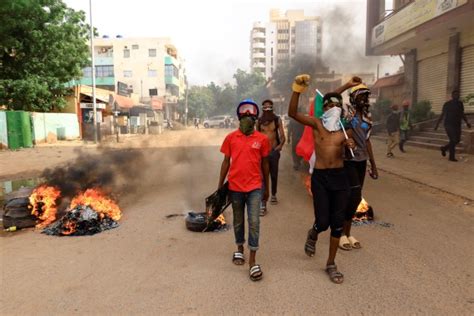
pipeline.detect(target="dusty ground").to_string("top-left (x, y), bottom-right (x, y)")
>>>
top-left (1, 128), bottom-right (473, 315)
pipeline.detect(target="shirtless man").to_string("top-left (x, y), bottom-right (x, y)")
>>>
top-left (288, 74), bottom-right (358, 284)
top-left (257, 99), bottom-right (286, 215)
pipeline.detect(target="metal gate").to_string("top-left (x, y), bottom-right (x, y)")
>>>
top-left (460, 45), bottom-right (474, 113)
top-left (417, 53), bottom-right (448, 114)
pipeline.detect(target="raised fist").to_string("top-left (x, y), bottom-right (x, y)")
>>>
top-left (348, 76), bottom-right (362, 87)
top-left (292, 74), bottom-right (311, 93)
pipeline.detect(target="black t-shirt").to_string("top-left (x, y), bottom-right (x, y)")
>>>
top-left (442, 100), bottom-right (464, 127)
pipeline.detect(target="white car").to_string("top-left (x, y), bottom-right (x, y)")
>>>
top-left (203, 115), bottom-right (231, 128)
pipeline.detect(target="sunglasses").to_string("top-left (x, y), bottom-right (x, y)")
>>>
top-left (238, 103), bottom-right (258, 116)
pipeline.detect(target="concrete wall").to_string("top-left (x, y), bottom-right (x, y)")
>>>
top-left (0, 111), bottom-right (8, 149)
top-left (31, 112), bottom-right (80, 143)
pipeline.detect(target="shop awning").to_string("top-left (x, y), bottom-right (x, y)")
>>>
top-left (109, 93), bottom-right (135, 109)
top-left (80, 91), bottom-right (110, 103)
top-left (372, 73), bottom-right (404, 89)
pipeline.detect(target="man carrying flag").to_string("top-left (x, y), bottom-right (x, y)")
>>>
top-left (289, 75), bottom-right (358, 284)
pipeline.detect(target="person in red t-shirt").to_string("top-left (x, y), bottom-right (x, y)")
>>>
top-left (218, 99), bottom-right (270, 282)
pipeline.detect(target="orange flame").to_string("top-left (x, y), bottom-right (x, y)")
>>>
top-left (29, 185), bottom-right (61, 228)
top-left (215, 214), bottom-right (226, 225)
top-left (70, 188), bottom-right (121, 221)
top-left (61, 220), bottom-right (77, 235)
top-left (357, 198), bottom-right (369, 212)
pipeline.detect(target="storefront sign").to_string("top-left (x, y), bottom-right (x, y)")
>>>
top-left (371, 0), bottom-right (468, 47)
top-left (80, 102), bottom-right (106, 109)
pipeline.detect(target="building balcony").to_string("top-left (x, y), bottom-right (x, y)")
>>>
top-left (252, 63), bottom-right (266, 69)
top-left (252, 52), bottom-right (266, 59)
top-left (252, 32), bottom-right (265, 39)
top-left (165, 75), bottom-right (180, 86)
top-left (94, 56), bottom-right (113, 66)
top-left (253, 42), bottom-right (265, 49)
top-left (79, 76), bottom-right (115, 86)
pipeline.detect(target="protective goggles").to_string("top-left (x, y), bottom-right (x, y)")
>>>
top-left (323, 97), bottom-right (342, 107)
top-left (238, 103), bottom-right (258, 117)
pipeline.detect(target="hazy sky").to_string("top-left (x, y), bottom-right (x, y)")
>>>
top-left (64, 0), bottom-right (401, 85)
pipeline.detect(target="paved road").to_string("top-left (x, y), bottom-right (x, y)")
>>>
top-left (1, 129), bottom-right (473, 315)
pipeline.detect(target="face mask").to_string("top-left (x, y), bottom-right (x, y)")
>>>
top-left (263, 106), bottom-right (273, 112)
top-left (239, 116), bottom-right (255, 135)
top-left (322, 106), bottom-right (342, 132)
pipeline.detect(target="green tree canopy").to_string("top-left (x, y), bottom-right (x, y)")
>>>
top-left (178, 69), bottom-right (266, 119)
top-left (0, 0), bottom-right (90, 111)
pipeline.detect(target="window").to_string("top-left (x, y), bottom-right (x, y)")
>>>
top-left (149, 48), bottom-right (157, 57)
top-left (95, 65), bottom-right (114, 77)
top-left (123, 48), bottom-right (130, 58)
top-left (123, 70), bottom-right (133, 77)
top-left (82, 67), bottom-right (92, 78)
top-left (165, 64), bottom-right (179, 77)
top-left (148, 69), bottom-right (157, 77)
top-left (149, 88), bottom-right (158, 96)
top-left (132, 44), bottom-right (139, 50)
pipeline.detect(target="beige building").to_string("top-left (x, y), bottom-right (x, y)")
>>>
top-left (366, 0), bottom-right (474, 113)
top-left (82, 36), bottom-right (186, 106)
top-left (250, 9), bottom-right (322, 78)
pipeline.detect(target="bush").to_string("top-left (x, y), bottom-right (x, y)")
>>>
top-left (411, 100), bottom-right (435, 123)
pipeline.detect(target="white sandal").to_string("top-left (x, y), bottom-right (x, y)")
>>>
top-left (348, 236), bottom-right (361, 249)
top-left (338, 235), bottom-right (351, 251)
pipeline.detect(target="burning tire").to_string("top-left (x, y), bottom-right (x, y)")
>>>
top-left (185, 212), bottom-right (207, 232)
top-left (185, 212), bottom-right (227, 232)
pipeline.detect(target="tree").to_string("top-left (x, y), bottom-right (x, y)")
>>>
top-left (233, 69), bottom-right (267, 104)
top-left (0, 0), bottom-right (90, 111)
top-left (185, 86), bottom-right (215, 119)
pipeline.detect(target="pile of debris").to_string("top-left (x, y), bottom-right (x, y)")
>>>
top-left (43, 205), bottom-right (119, 236)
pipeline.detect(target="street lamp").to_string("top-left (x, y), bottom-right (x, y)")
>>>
top-left (89, 0), bottom-right (98, 143)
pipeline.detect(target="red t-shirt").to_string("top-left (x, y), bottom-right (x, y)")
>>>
top-left (220, 129), bottom-right (271, 192)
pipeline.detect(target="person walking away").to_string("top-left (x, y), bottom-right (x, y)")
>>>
top-left (399, 100), bottom-right (411, 153)
top-left (218, 99), bottom-right (270, 282)
top-left (338, 83), bottom-right (378, 251)
top-left (194, 117), bottom-right (200, 129)
top-left (386, 104), bottom-right (400, 157)
top-left (256, 99), bottom-right (286, 214)
top-left (435, 90), bottom-right (471, 161)
top-left (289, 74), bottom-right (357, 284)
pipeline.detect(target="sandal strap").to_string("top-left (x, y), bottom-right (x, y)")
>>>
top-left (233, 252), bottom-right (244, 259)
top-left (250, 264), bottom-right (261, 274)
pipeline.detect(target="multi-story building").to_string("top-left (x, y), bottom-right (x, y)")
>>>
top-left (250, 9), bottom-right (322, 78)
top-left (366, 0), bottom-right (474, 113)
top-left (79, 36), bottom-right (186, 106)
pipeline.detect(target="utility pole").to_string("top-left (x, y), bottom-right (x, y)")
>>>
top-left (184, 79), bottom-right (188, 126)
top-left (89, 0), bottom-right (98, 143)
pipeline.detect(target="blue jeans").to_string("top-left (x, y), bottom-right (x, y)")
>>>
top-left (230, 189), bottom-right (261, 251)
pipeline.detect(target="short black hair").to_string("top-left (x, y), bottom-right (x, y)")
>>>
top-left (262, 99), bottom-right (273, 106)
top-left (323, 92), bottom-right (342, 106)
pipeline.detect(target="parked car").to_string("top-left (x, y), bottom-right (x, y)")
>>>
top-left (203, 115), bottom-right (231, 128)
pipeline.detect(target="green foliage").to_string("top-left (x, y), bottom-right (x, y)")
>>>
top-left (371, 98), bottom-right (392, 123)
top-left (411, 100), bottom-right (435, 123)
top-left (0, 0), bottom-right (90, 111)
top-left (177, 69), bottom-right (266, 119)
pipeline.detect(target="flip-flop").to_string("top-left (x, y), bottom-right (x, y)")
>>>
top-left (304, 229), bottom-right (317, 257)
top-left (249, 264), bottom-right (263, 281)
top-left (338, 235), bottom-right (351, 251)
top-left (232, 252), bottom-right (245, 265)
top-left (348, 236), bottom-right (361, 249)
top-left (326, 264), bottom-right (344, 284)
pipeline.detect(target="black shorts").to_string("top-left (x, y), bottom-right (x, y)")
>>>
top-left (311, 168), bottom-right (349, 237)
